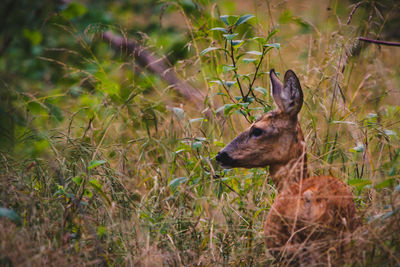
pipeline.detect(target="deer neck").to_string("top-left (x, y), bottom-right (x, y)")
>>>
top-left (269, 153), bottom-right (308, 191)
top-left (269, 123), bottom-right (308, 191)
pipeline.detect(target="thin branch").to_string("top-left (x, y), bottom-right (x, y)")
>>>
top-left (358, 37), bottom-right (400, 47)
top-left (228, 38), bottom-right (245, 100)
top-left (102, 31), bottom-right (206, 110)
top-left (213, 175), bottom-right (242, 197)
top-left (220, 82), bottom-right (238, 104)
top-left (245, 46), bottom-right (267, 102)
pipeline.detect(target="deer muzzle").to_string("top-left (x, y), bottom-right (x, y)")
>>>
top-left (216, 151), bottom-right (236, 168)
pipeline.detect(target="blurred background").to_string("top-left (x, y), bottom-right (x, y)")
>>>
top-left (0, 0), bottom-right (399, 265)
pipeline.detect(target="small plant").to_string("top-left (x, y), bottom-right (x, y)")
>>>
top-left (1, 1), bottom-right (400, 266)
top-left (201, 14), bottom-right (280, 122)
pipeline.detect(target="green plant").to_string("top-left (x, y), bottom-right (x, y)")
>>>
top-left (0, 0), bottom-right (400, 266)
top-left (201, 14), bottom-right (281, 122)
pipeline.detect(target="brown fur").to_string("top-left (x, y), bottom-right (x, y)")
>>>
top-left (217, 111), bottom-right (306, 177)
top-left (216, 69), bottom-right (361, 265)
top-left (264, 176), bottom-right (361, 264)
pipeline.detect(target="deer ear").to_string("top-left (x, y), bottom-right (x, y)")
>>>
top-left (281, 70), bottom-right (303, 117)
top-left (269, 69), bottom-right (284, 111)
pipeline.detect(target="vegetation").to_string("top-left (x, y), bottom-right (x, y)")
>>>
top-left (0, 0), bottom-right (399, 265)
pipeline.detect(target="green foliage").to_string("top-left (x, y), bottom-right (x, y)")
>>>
top-left (201, 13), bottom-right (279, 122)
top-left (0, 0), bottom-right (400, 265)
top-left (0, 207), bottom-right (21, 226)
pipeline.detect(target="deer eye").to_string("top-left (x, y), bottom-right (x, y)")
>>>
top-left (251, 127), bottom-right (263, 137)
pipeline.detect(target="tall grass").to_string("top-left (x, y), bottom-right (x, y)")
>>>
top-left (1, 0), bottom-right (400, 266)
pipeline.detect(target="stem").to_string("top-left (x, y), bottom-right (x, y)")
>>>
top-left (245, 46), bottom-right (267, 100)
top-left (229, 37), bottom-right (245, 100)
top-left (221, 82), bottom-right (237, 104)
top-left (358, 37), bottom-right (400, 47)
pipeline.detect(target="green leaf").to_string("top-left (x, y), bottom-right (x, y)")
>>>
top-left (88, 179), bottom-right (111, 206)
top-left (168, 177), bottom-right (188, 191)
top-left (173, 107), bottom-right (185, 120)
top-left (242, 58), bottom-right (257, 64)
top-left (246, 50), bottom-right (263, 56)
top-left (331, 121), bottom-right (356, 125)
top-left (252, 36), bottom-right (266, 45)
top-left (210, 80), bottom-right (236, 87)
top-left (0, 207), bottom-right (22, 226)
top-left (210, 27), bottom-right (228, 33)
top-left (350, 144), bottom-right (364, 153)
top-left (220, 15), bottom-right (238, 26)
top-left (235, 52), bottom-right (246, 61)
top-left (54, 185), bottom-right (65, 197)
top-left (348, 178), bottom-right (372, 190)
top-left (222, 65), bottom-right (237, 73)
top-left (216, 104), bottom-right (236, 114)
top-left (224, 104), bottom-right (239, 115)
top-left (88, 160), bottom-right (107, 170)
top-left (83, 189), bottom-right (93, 198)
top-left (193, 141), bottom-right (202, 150)
top-left (174, 149), bottom-right (186, 155)
top-left (95, 71), bottom-right (120, 96)
top-left (23, 29), bottom-right (42, 45)
top-left (375, 178), bottom-right (394, 189)
top-left (45, 102), bottom-right (64, 122)
top-left (264, 43), bottom-right (281, 49)
top-left (223, 33), bottom-right (238, 40)
top-left (61, 2), bottom-right (87, 19)
top-left (200, 47), bottom-right (221, 56)
top-left (89, 179), bottom-right (101, 188)
top-left (72, 176), bottom-right (83, 185)
top-left (220, 15), bottom-right (230, 25)
top-left (389, 167), bottom-right (396, 176)
top-left (254, 87), bottom-right (268, 96)
top-left (210, 80), bottom-right (223, 86)
top-left (231, 40), bottom-right (244, 48)
top-left (235, 14), bottom-right (255, 26)
top-left (215, 106), bottom-right (226, 113)
top-left (225, 81), bottom-right (236, 87)
top-left (294, 18), bottom-right (312, 34)
top-left (213, 141), bottom-right (225, 147)
top-left (97, 226), bottom-right (107, 237)
top-left (265, 29), bottom-right (279, 42)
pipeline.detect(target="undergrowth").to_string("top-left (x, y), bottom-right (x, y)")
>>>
top-left (1, 0), bottom-right (400, 266)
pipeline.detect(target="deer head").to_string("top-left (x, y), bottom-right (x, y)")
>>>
top-left (216, 69), bottom-right (306, 185)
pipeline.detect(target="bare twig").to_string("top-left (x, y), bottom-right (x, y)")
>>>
top-left (245, 46), bottom-right (268, 103)
top-left (102, 31), bottom-right (206, 111)
top-left (220, 81), bottom-right (238, 104)
top-left (358, 37), bottom-right (400, 47)
top-left (228, 36), bottom-right (245, 100)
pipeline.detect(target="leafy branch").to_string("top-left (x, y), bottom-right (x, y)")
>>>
top-left (227, 30), bottom-right (245, 100)
top-left (201, 14), bottom-right (279, 121)
top-left (244, 46), bottom-right (270, 104)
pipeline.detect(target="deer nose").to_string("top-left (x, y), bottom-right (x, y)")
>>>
top-left (216, 151), bottom-right (230, 163)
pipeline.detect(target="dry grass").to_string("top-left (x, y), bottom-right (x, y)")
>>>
top-left (1, 0), bottom-right (400, 266)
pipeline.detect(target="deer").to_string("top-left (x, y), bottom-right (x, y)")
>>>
top-left (215, 69), bottom-right (361, 265)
